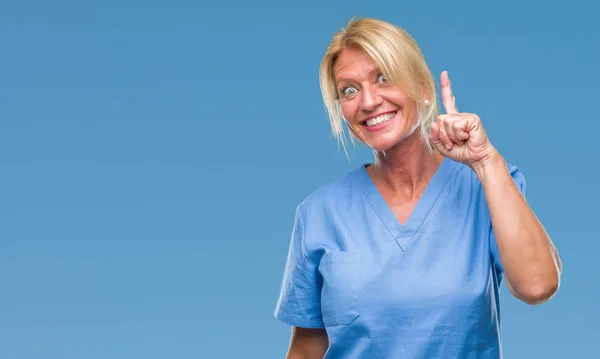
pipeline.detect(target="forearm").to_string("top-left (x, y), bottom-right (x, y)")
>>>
top-left (473, 152), bottom-right (562, 304)
top-left (287, 345), bottom-right (327, 359)
top-left (286, 327), bottom-right (328, 359)
top-left (287, 353), bottom-right (325, 359)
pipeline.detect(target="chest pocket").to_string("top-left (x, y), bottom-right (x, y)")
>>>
top-left (319, 252), bottom-right (361, 326)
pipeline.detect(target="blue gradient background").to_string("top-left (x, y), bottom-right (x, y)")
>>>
top-left (1, 1), bottom-right (598, 358)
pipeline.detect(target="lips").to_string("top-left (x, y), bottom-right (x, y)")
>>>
top-left (361, 111), bottom-right (397, 127)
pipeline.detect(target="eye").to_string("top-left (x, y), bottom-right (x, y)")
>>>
top-left (377, 73), bottom-right (388, 84)
top-left (341, 86), bottom-right (358, 98)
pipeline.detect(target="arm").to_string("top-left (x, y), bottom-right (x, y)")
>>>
top-left (473, 152), bottom-right (562, 305)
top-left (275, 207), bottom-right (328, 356)
top-left (430, 70), bottom-right (561, 305)
top-left (286, 327), bottom-right (329, 359)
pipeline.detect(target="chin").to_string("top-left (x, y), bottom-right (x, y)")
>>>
top-left (365, 140), bottom-right (396, 152)
top-left (362, 129), bottom-right (417, 152)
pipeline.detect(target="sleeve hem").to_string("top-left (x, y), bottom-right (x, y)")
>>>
top-left (274, 308), bottom-right (325, 329)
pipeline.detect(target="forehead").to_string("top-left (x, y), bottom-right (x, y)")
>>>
top-left (333, 47), bottom-right (380, 83)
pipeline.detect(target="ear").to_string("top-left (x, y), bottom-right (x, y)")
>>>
top-left (419, 82), bottom-right (431, 106)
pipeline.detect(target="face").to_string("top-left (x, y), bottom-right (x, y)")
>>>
top-left (334, 47), bottom-right (420, 151)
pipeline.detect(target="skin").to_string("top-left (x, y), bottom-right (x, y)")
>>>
top-left (285, 327), bottom-right (329, 359)
top-left (430, 72), bottom-right (562, 304)
top-left (286, 47), bottom-right (562, 358)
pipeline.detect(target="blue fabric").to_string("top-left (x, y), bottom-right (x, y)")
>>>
top-left (274, 158), bottom-right (526, 358)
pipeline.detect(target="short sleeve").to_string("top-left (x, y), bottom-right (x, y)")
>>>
top-left (490, 164), bottom-right (527, 273)
top-left (274, 206), bottom-right (324, 328)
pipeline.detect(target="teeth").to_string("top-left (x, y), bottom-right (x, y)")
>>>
top-left (365, 112), bottom-right (395, 127)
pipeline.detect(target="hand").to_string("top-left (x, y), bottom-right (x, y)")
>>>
top-left (428, 71), bottom-right (498, 170)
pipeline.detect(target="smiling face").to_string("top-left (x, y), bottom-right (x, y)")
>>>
top-left (334, 47), bottom-right (421, 151)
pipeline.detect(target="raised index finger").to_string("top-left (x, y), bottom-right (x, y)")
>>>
top-left (441, 70), bottom-right (458, 114)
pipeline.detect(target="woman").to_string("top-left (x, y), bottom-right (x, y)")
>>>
top-left (274, 17), bottom-right (562, 358)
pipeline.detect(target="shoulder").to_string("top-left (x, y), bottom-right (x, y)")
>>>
top-left (296, 165), bottom-right (366, 216)
top-left (504, 161), bottom-right (527, 193)
top-left (299, 166), bottom-right (365, 208)
top-left (452, 158), bottom-right (524, 181)
top-left (451, 159), bottom-right (526, 196)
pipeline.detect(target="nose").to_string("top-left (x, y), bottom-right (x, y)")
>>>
top-left (360, 84), bottom-right (383, 112)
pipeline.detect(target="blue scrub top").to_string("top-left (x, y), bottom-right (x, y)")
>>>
top-left (274, 158), bottom-right (526, 358)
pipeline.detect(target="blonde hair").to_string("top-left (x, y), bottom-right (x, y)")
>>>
top-left (319, 17), bottom-right (438, 155)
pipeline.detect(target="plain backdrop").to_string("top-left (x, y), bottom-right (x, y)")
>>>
top-left (1, 0), bottom-right (599, 358)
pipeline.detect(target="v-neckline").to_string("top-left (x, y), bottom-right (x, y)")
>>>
top-left (357, 157), bottom-right (459, 251)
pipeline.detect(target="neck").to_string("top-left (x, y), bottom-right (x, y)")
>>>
top-left (368, 131), bottom-right (445, 198)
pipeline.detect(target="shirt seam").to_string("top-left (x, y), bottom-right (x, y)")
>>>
top-left (297, 205), bottom-right (319, 266)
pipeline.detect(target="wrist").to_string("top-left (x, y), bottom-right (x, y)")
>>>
top-left (470, 149), bottom-right (505, 182)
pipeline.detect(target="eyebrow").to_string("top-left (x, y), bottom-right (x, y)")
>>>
top-left (335, 67), bottom-right (382, 87)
